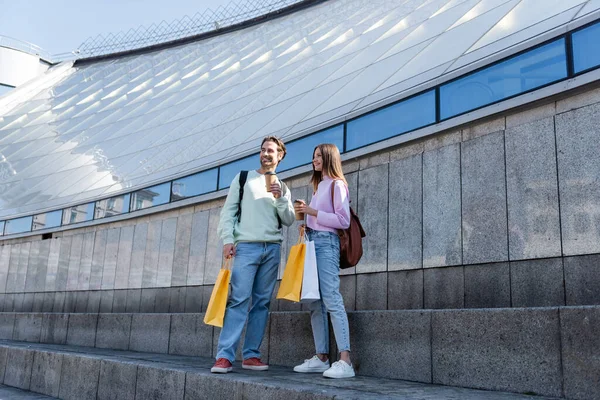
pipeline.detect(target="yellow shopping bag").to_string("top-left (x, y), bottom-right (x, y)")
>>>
top-left (203, 258), bottom-right (232, 327)
top-left (277, 227), bottom-right (306, 302)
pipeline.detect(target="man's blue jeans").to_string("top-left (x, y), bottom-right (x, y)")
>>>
top-left (215, 242), bottom-right (280, 362)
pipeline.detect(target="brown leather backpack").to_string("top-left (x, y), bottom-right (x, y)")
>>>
top-left (331, 181), bottom-right (366, 269)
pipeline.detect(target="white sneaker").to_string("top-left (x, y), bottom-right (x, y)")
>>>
top-left (293, 355), bottom-right (330, 373)
top-left (323, 360), bottom-right (355, 379)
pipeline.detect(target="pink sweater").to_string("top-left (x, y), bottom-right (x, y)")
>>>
top-left (307, 176), bottom-right (351, 233)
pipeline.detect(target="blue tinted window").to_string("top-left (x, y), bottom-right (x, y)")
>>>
top-left (62, 203), bottom-right (95, 225)
top-left (219, 155), bottom-right (257, 189)
top-left (5, 216), bottom-right (32, 235)
top-left (278, 126), bottom-right (344, 172)
top-left (95, 193), bottom-right (131, 219)
top-left (130, 182), bottom-right (171, 211)
top-left (440, 39), bottom-right (567, 119)
top-left (573, 22), bottom-right (600, 74)
top-left (33, 210), bottom-right (62, 231)
top-left (172, 168), bottom-right (218, 200)
top-left (346, 90), bottom-right (436, 151)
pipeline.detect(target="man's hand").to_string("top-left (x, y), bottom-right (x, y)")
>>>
top-left (223, 243), bottom-right (235, 259)
top-left (270, 182), bottom-right (282, 199)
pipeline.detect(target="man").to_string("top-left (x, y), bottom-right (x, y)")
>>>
top-left (211, 136), bottom-right (295, 373)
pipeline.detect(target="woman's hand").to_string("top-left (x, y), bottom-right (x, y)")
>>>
top-left (295, 202), bottom-right (318, 217)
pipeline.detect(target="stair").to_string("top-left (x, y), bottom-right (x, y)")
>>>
top-left (0, 306), bottom-right (596, 399)
top-left (0, 340), bottom-right (558, 400)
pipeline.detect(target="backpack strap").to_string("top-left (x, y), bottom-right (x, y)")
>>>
top-left (236, 170), bottom-right (248, 223)
top-left (236, 170), bottom-right (282, 230)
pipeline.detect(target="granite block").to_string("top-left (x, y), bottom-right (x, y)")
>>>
top-left (4, 347), bottom-right (34, 389)
top-left (100, 228), bottom-right (120, 290)
top-left (357, 165), bottom-right (389, 273)
top-left (154, 288), bottom-right (171, 313)
top-left (424, 266), bottom-right (464, 309)
top-left (0, 314), bottom-right (16, 340)
top-left (464, 263), bottom-right (510, 308)
top-left (30, 351), bottom-right (62, 397)
top-left (269, 312), bottom-right (315, 367)
top-left (184, 286), bottom-right (203, 313)
top-left (564, 254), bottom-right (600, 305)
top-left (66, 314), bottom-right (98, 347)
top-left (87, 291), bottom-right (102, 313)
top-left (432, 308), bottom-right (562, 397)
top-left (461, 131), bottom-right (508, 264)
top-left (45, 238), bottom-right (61, 292)
top-left (187, 210), bottom-right (209, 286)
top-left (423, 143), bottom-right (462, 268)
top-left (156, 217), bottom-right (177, 287)
top-left (142, 220), bottom-right (162, 288)
top-left (140, 288), bottom-right (158, 313)
top-left (97, 360), bottom-right (138, 400)
top-left (55, 236), bottom-right (72, 291)
top-left (21, 293), bottom-right (33, 312)
top-left (356, 272), bottom-right (387, 310)
top-left (169, 287), bottom-right (186, 313)
top-left (35, 241), bottom-right (51, 292)
top-left (128, 223), bottom-right (148, 289)
top-left (52, 291), bottom-right (66, 313)
top-left (112, 290), bottom-right (127, 313)
top-left (511, 258), bottom-right (565, 307)
top-left (66, 234), bottom-right (83, 291)
top-left (78, 231), bottom-right (96, 291)
top-left (42, 292), bottom-right (54, 312)
top-left (13, 313), bottom-right (43, 342)
top-left (171, 213), bottom-right (193, 287)
top-left (169, 314), bottom-right (213, 357)
top-left (339, 274), bottom-right (356, 311)
top-left (349, 310), bottom-right (431, 382)
top-left (388, 269), bottom-right (424, 310)
top-left (40, 314), bottom-right (68, 345)
top-left (136, 365), bottom-right (185, 400)
top-left (184, 373), bottom-right (241, 400)
top-left (125, 289), bottom-right (141, 313)
top-left (63, 291), bottom-right (77, 313)
top-left (59, 354), bottom-right (101, 400)
top-left (96, 314), bottom-right (132, 350)
top-left (90, 229), bottom-right (108, 290)
top-left (505, 117), bottom-right (561, 260)
top-left (555, 103), bottom-right (600, 255)
top-left (74, 291), bottom-right (89, 313)
top-left (560, 306), bottom-right (600, 400)
top-left (32, 292), bottom-right (44, 312)
top-left (25, 241), bottom-right (41, 293)
top-left (204, 208), bottom-right (223, 285)
top-left (114, 225), bottom-right (134, 290)
top-left (0, 347), bottom-right (6, 383)
top-left (129, 314), bottom-right (171, 353)
top-left (388, 154), bottom-right (422, 271)
top-left (3, 294), bottom-right (15, 312)
top-left (99, 290), bottom-right (114, 313)
top-left (16, 242), bottom-right (31, 292)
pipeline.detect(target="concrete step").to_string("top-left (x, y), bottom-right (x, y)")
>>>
top-left (0, 384), bottom-right (56, 399)
top-left (0, 306), bottom-right (597, 399)
top-left (0, 340), bottom-right (558, 400)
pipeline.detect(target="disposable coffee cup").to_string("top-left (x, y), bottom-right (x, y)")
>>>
top-left (265, 172), bottom-right (279, 198)
top-left (294, 200), bottom-right (305, 221)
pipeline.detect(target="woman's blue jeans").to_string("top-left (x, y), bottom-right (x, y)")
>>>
top-left (215, 242), bottom-right (280, 362)
top-left (307, 230), bottom-right (351, 354)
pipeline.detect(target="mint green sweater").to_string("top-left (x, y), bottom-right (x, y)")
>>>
top-left (217, 170), bottom-right (295, 245)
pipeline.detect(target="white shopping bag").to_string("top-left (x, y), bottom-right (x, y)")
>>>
top-left (300, 239), bottom-right (320, 301)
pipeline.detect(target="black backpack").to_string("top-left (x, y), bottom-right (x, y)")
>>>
top-left (235, 170), bottom-right (282, 229)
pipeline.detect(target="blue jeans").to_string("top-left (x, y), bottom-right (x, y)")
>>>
top-left (307, 230), bottom-right (351, 354)
top-left (216, 242), bottom-right (280, 362)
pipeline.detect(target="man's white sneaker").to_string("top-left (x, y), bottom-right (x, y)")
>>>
top-left (323, 360), bottom-right (355, 379)
top-left (293, 355), bottom-right (330, 373)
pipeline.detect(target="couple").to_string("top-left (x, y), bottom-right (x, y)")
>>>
top-left (212, 136), bottom-right (355, 379)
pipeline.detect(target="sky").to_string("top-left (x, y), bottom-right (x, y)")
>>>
top-left (0, 0), bottom-right (237, 55)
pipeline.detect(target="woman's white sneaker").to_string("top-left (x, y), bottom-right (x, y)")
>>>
top-left (293, 356), bottom-right (330, 373)
top-left (323, 360), bottom-right (355, 378)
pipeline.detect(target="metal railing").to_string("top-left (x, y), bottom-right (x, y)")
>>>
top-left (72, 0), bottom-right (305, 59)
top-left (0, 35), bottom-right (53, 62)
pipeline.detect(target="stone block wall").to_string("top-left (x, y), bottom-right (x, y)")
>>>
top-left (1, 85), bottom-right (600, 312)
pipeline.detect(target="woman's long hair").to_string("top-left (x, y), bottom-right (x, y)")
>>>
top-left (311, 143), bottom-right (347, 192)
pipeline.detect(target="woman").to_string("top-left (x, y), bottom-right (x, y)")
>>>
top-left (293, 143), bottom-right (354, 379)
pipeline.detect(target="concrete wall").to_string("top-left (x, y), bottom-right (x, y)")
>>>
top-left (2, 84), bottom-right (600, 313)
